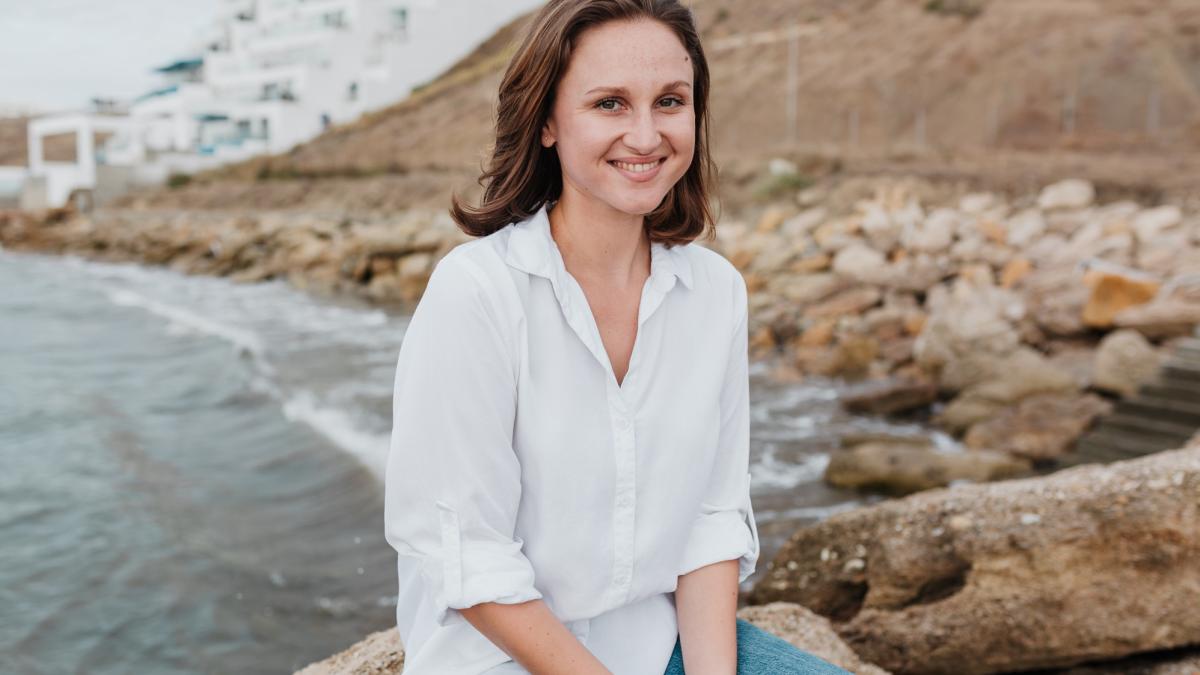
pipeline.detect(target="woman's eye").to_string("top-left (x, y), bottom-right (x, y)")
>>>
top-left (595, 97), bottom-right (686, 111)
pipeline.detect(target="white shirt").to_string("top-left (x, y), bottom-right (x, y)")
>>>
top-left (384, 201), bottom-right (760, 675)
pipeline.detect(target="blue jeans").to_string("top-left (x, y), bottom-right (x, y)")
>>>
top-left (663, 618), bottom-right (852, 674)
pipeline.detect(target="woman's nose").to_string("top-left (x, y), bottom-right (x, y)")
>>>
top-left (623, 108), bottom-right (662, 154)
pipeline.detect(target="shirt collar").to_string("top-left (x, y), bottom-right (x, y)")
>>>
top-left (504, 201), bottom-right (694, 294)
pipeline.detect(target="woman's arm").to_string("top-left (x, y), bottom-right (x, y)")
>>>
top-left (460, 599), bottom-right (612, 675)
top-left (675, 559), bottom-right (739, 675)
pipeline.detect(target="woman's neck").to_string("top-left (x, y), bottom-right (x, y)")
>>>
top-left (548, 192), bottom-right (651, 288)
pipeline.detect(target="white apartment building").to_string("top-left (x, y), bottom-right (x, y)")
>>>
top-left (21, 0), bottom-right (544, 209)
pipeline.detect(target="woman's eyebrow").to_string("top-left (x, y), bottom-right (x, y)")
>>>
top-left (584, 80), bottom-right (692, 96)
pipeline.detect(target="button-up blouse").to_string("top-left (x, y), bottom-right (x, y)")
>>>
top-left (384, 201), bottom-right (760, 674)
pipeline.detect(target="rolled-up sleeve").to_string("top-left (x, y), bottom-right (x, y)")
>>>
top-left (384, 250), bottom-right (542, 627)
top-left (676, 271), bottom-right (761, 583)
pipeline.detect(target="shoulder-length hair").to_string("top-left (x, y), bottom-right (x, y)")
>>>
top-left (450, 0), bottom-right (717, 247)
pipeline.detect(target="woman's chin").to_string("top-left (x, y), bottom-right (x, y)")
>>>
top-left (604, 192), bottom-right (669, 217)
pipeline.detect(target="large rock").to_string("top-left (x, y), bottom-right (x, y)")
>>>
top-left (294, 603), bottom-right (892, 675)
top-left (1133, 205), bottom-right (1184, 245)
top-left (840, 377), bottom-right (939, 416)
top-left (803, 287), bottom-right (883, 320)
top-left (1037, 178), bottom-right (1095, 210)
top-left (1021, 265), bottom-right (1091, 337)
top-left (1113, 299), bottom-right (1200, 339)
top-left (936, 347), bottom-right (1080, 432)
top-left (963, 392), bottom-right (1113, 462)
top-left (832, 242), bottom-right (888, 284)
top-left (1082, 268), bottom-right (1162, 328)
top-left (913, 280), bottom-right (1025, 390)
top-left (901, 208), bottom-right (957, 254)
top-left (1093, 329), bottom-right (1163, 397)
top-left (735, 603), bottom-right (892, 674)
top-left (751, 442), bottom-right (1200, 675)
top-left (824, 437), bottom-right (1032, 495)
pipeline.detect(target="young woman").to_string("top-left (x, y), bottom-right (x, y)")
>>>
top-left (384, 1), bottom-right (851, 673)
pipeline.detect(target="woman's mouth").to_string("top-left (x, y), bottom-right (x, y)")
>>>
top-left (608, 157), bottom-right (666, 182)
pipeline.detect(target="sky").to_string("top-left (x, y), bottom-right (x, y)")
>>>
top-left (0, 0), bottom-right (223, 114)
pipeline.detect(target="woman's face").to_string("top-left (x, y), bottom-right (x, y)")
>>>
top-left (541, 18), bottom-right (696, 218)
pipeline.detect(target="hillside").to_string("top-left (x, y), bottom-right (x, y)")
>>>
top-left (116, 0), bottom-right (1200, 213)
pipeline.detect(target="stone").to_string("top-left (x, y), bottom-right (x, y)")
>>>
top-left (859, 202), bottom-right (902, 252)
top-left (735, 603), bottom-right (891, 675)
top-left (824, 439), bottom-right (1031, 496)
top-left (936, 347), bottom-right (1080, 431)
top-left (798, 318), bottom-right (838, 347)
top-left (294, 603), bottom-right (893, 675)
top-left (913, 282), bottom-right (1025, 390)
top-left (750, 442), bottom-right (1200, 675)
top-left (902, 208), bottom-right (956, 254)
top-left (1113, 299), bottom-right (1200, 339)
top-left (964, 392), bottom-right (1113, 462)
top-left (780, 207), bottom-right (827, 237)
top-left (1093, 329), bottom-right (1163, 397)
top-left (831, 243), bottom-right (887, 284)
top-left (1000, 257), bottom-right (1033, 288)
top-left (959, 192), bottom-right (997, 214)
top-left (803, 287), bottom-right (882, 320)
top-left (813, 218), bottom-right (860, 253)
top-left (840, 376), bottom-right (938, 415)
top-left (1082, 268), bottom-right (1162, 328)
top-left (832, 334), bottom-right (880, 377)
top-left (755, 206), bottom-right (790, 233)
top-left (1023, 265), bottom-right (1091, 336)
top-left (1037, 178), bottom-right (1095, 210)
top-left (777, 273), bottom-right (846, 305)
top-left (1006, 208), bottom-right (1047, 247)
top-left (1133, 205), bottom-right (1184, 245)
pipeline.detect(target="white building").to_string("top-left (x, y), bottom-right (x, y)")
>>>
top-left (21, 0), bottom-right (544, 209)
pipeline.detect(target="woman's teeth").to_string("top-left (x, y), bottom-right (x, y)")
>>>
top-left (611, 159), bottom-right (662, 173)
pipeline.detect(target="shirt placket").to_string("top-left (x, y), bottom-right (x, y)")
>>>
top-left (544, 237), bottom-right (677, 610)
top-left (604, 375), bottom-right (638, 607)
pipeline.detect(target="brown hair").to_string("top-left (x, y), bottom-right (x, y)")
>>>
top-left (449, 0), bottom-right (717, 247)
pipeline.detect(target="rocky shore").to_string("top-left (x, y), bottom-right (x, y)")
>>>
top-left (4, 174), bottom-right (1200, 673)
top-left (294, 437), bottom-right (1200, 675)
top-left (5, 175), bottom-right (1199, 487)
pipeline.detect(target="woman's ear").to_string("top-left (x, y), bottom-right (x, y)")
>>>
top-left (541, 119), bottom-right (556, 148)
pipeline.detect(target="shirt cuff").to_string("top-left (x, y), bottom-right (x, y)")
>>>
top-left (423, 500), bottom-right (544, 627)
top-left (675, 479), bottom-right (761, 583)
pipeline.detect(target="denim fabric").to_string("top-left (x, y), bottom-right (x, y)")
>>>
top-left (663, 618), bottom-right (852, 674)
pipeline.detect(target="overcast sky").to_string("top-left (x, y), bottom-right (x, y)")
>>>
top-left (0, 0), bottom-right (222, 113)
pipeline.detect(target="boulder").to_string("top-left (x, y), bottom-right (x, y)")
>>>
top-left (751, 442), bottom-right (1200, 675)
top-left (1005, 208), bottom-right (1047, 247)
top-left (1133, 205), bottom-right (1184, 245)
top-left (824, 438), bottom-right (1032, 495)
top-left (963, 392), bottom-right (1113, 462)
top-left (735, 603), bottom-right (892, 675)
top-left (294, 603), bottom-right (893, 675)
top-left (1113, 299), bottom-right (1200, 339)
top-left (832, 243), bottom-right (888, 284)
top-left (913, 282), bottom-right (1025, 390)
top-left (1082, 268), bottom-right (1162, 328)
top-left (840, 377), bottom-right (938, 416)
top-left (901, 208), bottom-right (956, 254)
top-left (803, 287), bottom-right (883, 320)
top-left (1037, 178), bottom-right (1095, 210)
top-left (1093, 329), bottom-right (1163, 397)
top-left (936, 347), bottom-right (1080, 432)
top-left (1022, 265), bottom-right (1091, 336)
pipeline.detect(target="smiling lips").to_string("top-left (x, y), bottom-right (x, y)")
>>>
top-left (608, 157), bottom-right (666, 182)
